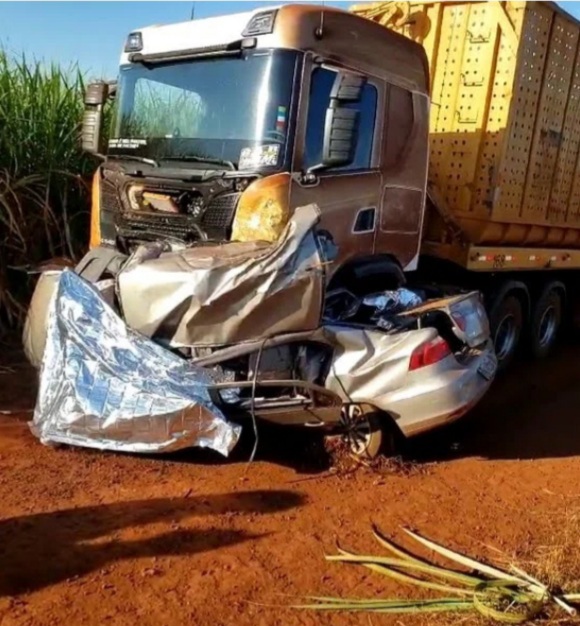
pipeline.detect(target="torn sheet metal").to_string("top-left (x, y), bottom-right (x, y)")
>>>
top-left (117, 204), bottom-right (325, 348)
top-left (31, 270), bottom-right (240, 455)
top-left (362, 288), bottom-right (423, 316)
top-left (361, 288), bottom-right (423, 331)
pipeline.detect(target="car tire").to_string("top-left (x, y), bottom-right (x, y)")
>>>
top-left (341, 405), bottom-right (396, 459)
top-left (529, 285), bottom-right (563, 359)
top-left (489, 294), bottom-right (523, 373)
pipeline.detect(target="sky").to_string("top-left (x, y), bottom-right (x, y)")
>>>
top-left (1, 0), bottom-right (580, 78)
top-left (0, 1), bottom-right (351, 78)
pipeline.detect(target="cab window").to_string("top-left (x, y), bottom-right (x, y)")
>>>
top-left (304, 67), bottom-right (377, 171)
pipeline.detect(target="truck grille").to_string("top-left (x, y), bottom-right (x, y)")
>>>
top-left (117, 213), bottom-right (201, 241)
top-left (116, 193), bottom-right (240, 243)
top-left (101, 178), bottom-right (123, 213)
top-left (203, 193), bottom-right (240, 232)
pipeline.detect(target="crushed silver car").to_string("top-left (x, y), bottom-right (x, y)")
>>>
top-left (24, 204), bottom-right (496, 459)
top-left (197, 287), bottom-right (496, 458)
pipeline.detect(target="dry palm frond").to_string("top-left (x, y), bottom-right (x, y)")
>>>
top-left (295, 526), bottom-right (580, 623)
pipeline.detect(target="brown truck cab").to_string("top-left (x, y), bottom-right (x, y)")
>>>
top-left (84, 4), bottom-right (430, 293)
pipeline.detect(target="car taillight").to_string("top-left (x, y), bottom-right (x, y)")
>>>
top-left (409, 337), bottom-right (452, 370)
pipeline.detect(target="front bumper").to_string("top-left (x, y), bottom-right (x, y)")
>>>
top-left (371, 343), bottom-right (496, 438)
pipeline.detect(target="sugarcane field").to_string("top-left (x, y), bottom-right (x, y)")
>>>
top-left (1, 1), bottom-right (580, 625)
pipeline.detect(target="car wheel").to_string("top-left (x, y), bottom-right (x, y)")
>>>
top-left (530, 285), bottom-right (563, 359)
top-left (490, 294), bottom-right (523, 373)
top-left (340, 404), bottom-right (395, 459)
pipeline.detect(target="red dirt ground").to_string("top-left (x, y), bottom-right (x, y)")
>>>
top-left (1, 340), bottom-right (579, 626)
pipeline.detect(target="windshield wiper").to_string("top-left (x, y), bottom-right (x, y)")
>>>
top-left (160, 155), bottom-right (236, 171)
top-left (110, 154), bottom-right (159, 167)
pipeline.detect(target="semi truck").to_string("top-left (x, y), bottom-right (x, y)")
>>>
top-left (80, 0), bottom-right (580, 372)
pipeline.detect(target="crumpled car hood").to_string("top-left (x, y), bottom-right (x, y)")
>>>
top-left (117, 203), bottom-right (326, 348)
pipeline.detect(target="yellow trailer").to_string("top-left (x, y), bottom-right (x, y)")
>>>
top-left (352, 1), bottom-right (580, 272)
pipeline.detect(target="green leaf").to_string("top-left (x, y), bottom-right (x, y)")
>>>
top-left (336, 546), bottom-right (474, 596)
top-left (326, 554), bottom-right (483, 586)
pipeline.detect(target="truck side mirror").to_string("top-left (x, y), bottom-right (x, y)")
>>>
top-left (81, 81), bottom-right (114, 156)
top-left (321, 72), bottom-right (366, 168)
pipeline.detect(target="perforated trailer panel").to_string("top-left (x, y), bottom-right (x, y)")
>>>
top-left (351, 1), bottom-right (580, 256)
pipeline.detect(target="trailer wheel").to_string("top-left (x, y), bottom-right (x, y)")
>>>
top-left (530, 285), bottom-right (563, 359)
top-left (490, 294), bottom-right (523, 372)
top-left (340, 404), bottom-right (395, 459)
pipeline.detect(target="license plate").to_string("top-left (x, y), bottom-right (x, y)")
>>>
top-left (478, 355), bottom-right (497, 381)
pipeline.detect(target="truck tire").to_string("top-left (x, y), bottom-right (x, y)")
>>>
top-left (490, 294), bottom-right (523, 372)
top-left (529, 284), bottom-right (563, 359)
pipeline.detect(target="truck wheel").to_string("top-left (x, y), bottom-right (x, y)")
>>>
top-left (490, 294), bottom-right (523, 372)
top-left (340, 404), bottom-right (395, 459)
top-left (530, 285), bottom-right (563, 359)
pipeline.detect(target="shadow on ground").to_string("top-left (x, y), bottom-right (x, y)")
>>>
top-left (165, 422), bottom-right (332, 475)
top-left (403, 343), bottom-right (580, 463)
top-left (0, 338), bottom-right (37, 414)
top-left (0, 490), bottom-right (304, 596)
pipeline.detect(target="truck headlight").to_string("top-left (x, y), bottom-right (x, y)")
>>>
top-left (89, 170), bottom-right (101, 249)
top-left (231, 173), bottom-right (291, 243)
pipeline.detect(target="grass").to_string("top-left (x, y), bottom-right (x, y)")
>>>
top-left (0, 51), bottom-right (208, 334)
top-left (0, 50), bottom-right (97, 332)
top-left (525, 507), bottom-right (580, 597)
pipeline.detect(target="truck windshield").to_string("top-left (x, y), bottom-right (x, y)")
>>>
top-left (109, 49), bottom-right (298, 170)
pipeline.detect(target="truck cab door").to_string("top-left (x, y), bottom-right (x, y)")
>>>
top-left (374, 85), bottom-right (429, 272)
top-left (290, 61), bottom-right (384, 270)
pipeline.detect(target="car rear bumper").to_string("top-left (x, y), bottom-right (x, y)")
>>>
top-left (372, 344), bottom-right (496, 438)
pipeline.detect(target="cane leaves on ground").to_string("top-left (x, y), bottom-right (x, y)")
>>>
top-left (295, 525), bottom-right (580, 623)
